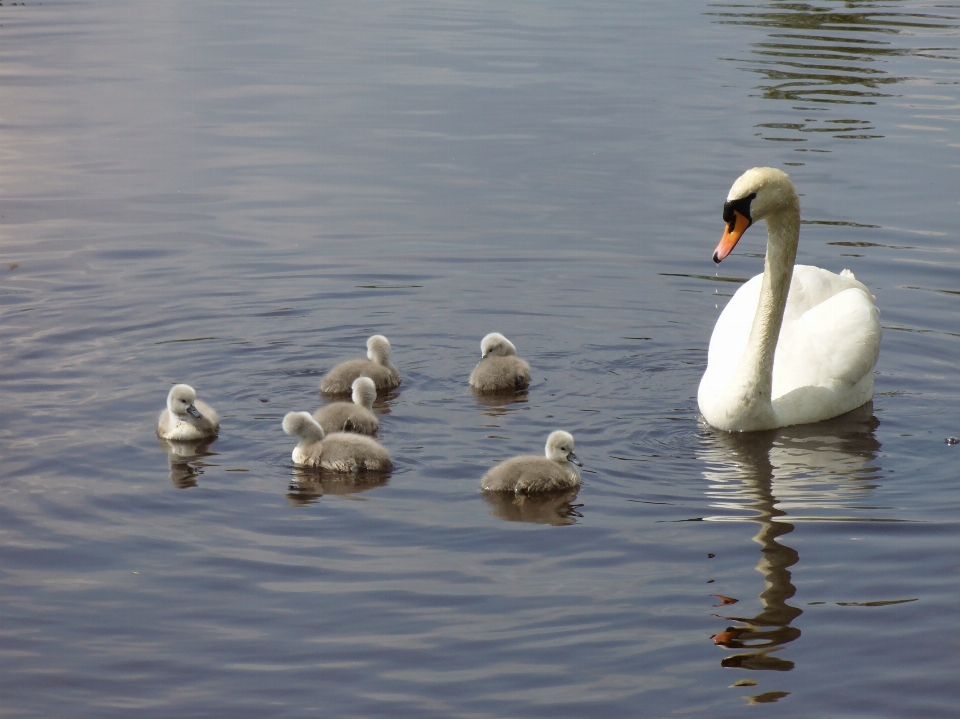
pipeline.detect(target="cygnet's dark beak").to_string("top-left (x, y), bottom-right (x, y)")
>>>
top-left (187, 404), bottom-right (203, 419)
top-left (567, 452), bottom-right (583, 467)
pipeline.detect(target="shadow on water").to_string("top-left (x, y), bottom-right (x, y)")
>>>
top-left (159, 438), bottom-right (219, 489)
top-left (698, 403), bottom-right (881, 695)
top-left (482, 488), bottom-right (583, 526)
top-left (707, 1), bottom-right (959, 147)
top-left (286, 466), bottom-right (392, 505)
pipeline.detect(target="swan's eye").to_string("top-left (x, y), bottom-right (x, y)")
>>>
top-left (722, 192), bottom-right (756, 231)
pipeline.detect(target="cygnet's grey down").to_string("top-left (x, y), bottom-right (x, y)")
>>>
top-left (282, 411), bottom-right (392, 472)
top-left (469, 332), bottom-right (531, 392)
top-left (157, 384), bottom-right (220, 441)
top-left (313, 376), bottom-right (379, 436)
top-left (480, 430), bottom-right (582, 494)
top-left (319, 335), bottom-right (401, 394)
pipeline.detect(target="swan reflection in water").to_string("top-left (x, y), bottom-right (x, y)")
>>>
top-left (472, 388), bottom-right (529, 418)
top-left (286, 466), bottom-right (391, 506)
top-left (482, 488), bottom-right (583, 526)
top-left (158, 438), bottom-right (218, 489)
top-left (699, 404), bottom-right (881, 687)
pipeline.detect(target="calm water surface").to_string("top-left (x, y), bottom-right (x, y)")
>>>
top-left (2, 1), bottom-right (960, 717)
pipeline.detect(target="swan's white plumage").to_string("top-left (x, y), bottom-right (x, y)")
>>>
top-left (699, 168), bottom-right (881, 431)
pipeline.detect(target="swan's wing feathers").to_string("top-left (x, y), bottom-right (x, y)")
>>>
top-left (775, 286), bottom-right (880, 395)
top-left (784, 265), bottom-right (871, 319)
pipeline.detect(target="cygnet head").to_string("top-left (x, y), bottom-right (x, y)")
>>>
top-left (351, 376), bottom-right (377, 409)
top-left (366, 335), bottom-right (392, 365)
top-left (480, 332), bottom-right (517, 359)
top-left (545, 430), bottom-right (582, 466)
top-left (715, 167), bottom-right (798, 263)
top-left (282, 411), bottom-right (325, 441)
top-left (167, 384), bottom-right (203, 419)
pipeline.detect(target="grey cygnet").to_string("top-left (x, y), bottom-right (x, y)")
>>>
top-left (469, 332), bottom-right (531, 392)
top-left (480, 430), bottom-right (582, 494)
top-left (158, 384), bottom-right (220, 441)
top-left (282, 411), bottom-right (392, 472)
top-left (319, 335), bottom-right (401, 394)
top-left (313, 376), bottom-right (379, 435)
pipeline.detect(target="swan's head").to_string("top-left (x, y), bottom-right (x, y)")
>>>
top-left (480, 332), bottom-right (517, 359)
top-left (282, 411), bottom-right (325, 441)
top-left (366, 335), bottom-right (392, 365)
top-left (351, 376), bottom-right (377, 409)
top-left (545, 430), bottom-right (582, 466)
top-left (167, 384), bottom-right (203, 419)
top-left (714, 167), bottom-right (798, 263)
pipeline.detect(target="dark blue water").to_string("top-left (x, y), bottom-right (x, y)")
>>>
top-left (2, 1), bottom-right (960, 716)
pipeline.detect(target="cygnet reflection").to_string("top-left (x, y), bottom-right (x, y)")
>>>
top-left (158, 384), bottom-right (219, 441)
top-left (158, 437), bottom-right (218, 489)
top-left (286, 466), bottom-right (391, 505)
top-left (314, 376), bottom-right (379, 435)
top-left (319, 335), bottom-right (401, 394)
top-left (282, 411), bottom-right (392, 472)
top-left (482, 487), bottom-right (582, 526)
top-left (469, 332), bottom-right (531, 393)
top-left (481, 430), bottom-right (582, 494)
top-left (472, 389), bottom-right (529, 416)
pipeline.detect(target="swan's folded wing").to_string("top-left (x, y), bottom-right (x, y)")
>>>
top-left (774, 287), bottom-right (881, 397)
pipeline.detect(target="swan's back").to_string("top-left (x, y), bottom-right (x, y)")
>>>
top-left (481, 455), bottom-right (580, 494)
top-left (313, 402), bottom-right (378, 435)
top-left (320, 359), bottom-right (400, 394)
top-left (319, 432), bottom-right (392, 473)
top-left (470, 356), bottom-right (531, 392)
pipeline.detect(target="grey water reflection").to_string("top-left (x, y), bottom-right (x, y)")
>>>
top-left (159, 438), bottom-right (219, 489)
top-left (708, 1), bottom-right (960, 146)
top-left (482, 488), bottom-right (583, 526)
top-left (286, 467), bottom-right (391, 506)
top-left (472, 389), bottom-right (529, 416)
top-left (700, 405), bottom-right (881, 684)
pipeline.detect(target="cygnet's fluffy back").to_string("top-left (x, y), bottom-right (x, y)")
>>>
top-left (480, 430), bottom-right (581, 494)
top-left (313, 376), bottom-right (379, 435)
top-left (283, 410), bottom-right (392, 472)
top-left (469, 332), bottom-right (531, 392)
top-left (158, 384), bottom-right (220, 441)
top-left (319, 334), bottom-right (401, 394)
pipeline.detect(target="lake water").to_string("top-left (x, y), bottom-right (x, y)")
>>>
top-left (2, 1), bottom-right (960, 716)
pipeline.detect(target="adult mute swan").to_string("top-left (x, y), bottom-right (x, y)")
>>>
top-left (469, 332), bottom-right (531, 392)
top-left (480, 431), bottom-right (582, 494)
top-left (698, 167), bottom-right (881, 432)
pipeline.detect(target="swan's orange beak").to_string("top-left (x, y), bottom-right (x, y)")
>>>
top-left (713, 210), bottom-right (751, 263)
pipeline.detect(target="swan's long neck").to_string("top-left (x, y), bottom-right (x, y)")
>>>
top-left (732, 202), bottom-right (799, 427)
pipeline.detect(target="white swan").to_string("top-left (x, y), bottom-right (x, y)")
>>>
top-left (157, 384), bottom-right (219, 441)
top-left (282, 411), bottom-right (392, 472)
top-left (319, 335), bottom-right (401, 394)
top-left (469, 332), bottom-right (531, 392)
top-left (313, 376), bottom-right (379, 435)
top-left (480, 430), bottom-right (582, 494)
top-left (698, 167), bottom-right (881, 432)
